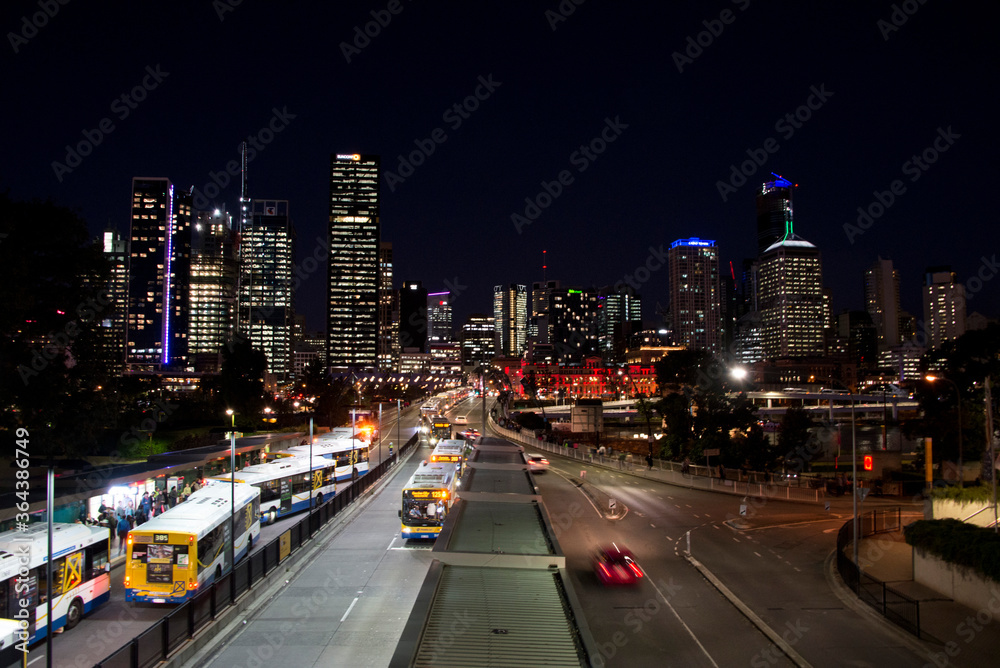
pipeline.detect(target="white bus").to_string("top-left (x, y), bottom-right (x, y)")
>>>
top-left (212, 454), bottom-right (350, 525)
top-left (0, 523), bottom-right (111, 643)
top-left (399, 462), bottom-right (458, 540)
top-left (124, 483), bottom-right (260, 604)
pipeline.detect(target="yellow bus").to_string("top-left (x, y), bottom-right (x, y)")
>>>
top-left (430, 439), bottom-right (467, 477)
top-left (399, 462), bottom-right (457, 540)
top-left (124, 483), bottom-right (260, 603)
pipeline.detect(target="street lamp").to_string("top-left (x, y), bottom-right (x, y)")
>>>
top-left (822, 377), bottom-right (859, 569)
top-left (225, 409), bottom-right (236, 576)
top-left (620, 370), bottom-right (655, 459)
top-left (926, 374), bottom-right (964, 488)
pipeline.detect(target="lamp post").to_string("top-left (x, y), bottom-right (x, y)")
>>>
top-left (926, 375), bottom-right (964, 487)
top-left (620, 370), bottom-right (654, 458)
top-left (823, 377), bottom-right (859, 568)
top-left (225, 409), bottom-right (236, 574)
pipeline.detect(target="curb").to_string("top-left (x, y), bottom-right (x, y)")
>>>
top-left (171, 447), bottom-right (417, 668)
top-left (684, 552), bottom-right (814, 668)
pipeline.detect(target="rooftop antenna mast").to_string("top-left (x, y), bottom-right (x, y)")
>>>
top-left (542, 249), bottom-right (547, 283)
top-left (238, 141), bottom-right (251, 335)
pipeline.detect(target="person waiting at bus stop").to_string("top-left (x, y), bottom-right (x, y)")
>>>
top-left (116, 513), bottom-right (131, 555)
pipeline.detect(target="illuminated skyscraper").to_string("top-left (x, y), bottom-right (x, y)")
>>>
top-left (864, 257), bottom-right (902, 350)
top-left (126, 177), bottom-right (190, 371)
top-left (493, 284), bottom-right (528, 356)
top-left (668, 238), bottom-right (721, 354)
top-left (378, 241), bottom-right (398, 371)
top-left (922, 267), bottom-right (966, 349)
top-left (759, 235), bottom-right (825, 359)
top-left (597, 285), bottom-right (642, 363)
top-left (99, 228), bottom-right (128, 376)
top-left (461, 314), bottom-right (495, 367)
top-left (756, 175), bottom-right (794, 256)
top-left (327, 153), bottom-right (380, 370)
top-left (189, 209), bottom-right (237, 371)
top-left (549, 286), bottom-right (599, 363)
top-left (428, 291), bottom-right (453, 344)
top-left (240, 199), bottom-right (293, 380)
top-left (399, 281), bottom-right (428, 352)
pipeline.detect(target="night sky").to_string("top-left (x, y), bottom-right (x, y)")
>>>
top-left (4, 1), bottom-right (997, 334)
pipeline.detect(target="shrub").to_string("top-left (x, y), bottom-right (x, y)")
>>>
top-left (904, 519), bottom-right (1000, 583)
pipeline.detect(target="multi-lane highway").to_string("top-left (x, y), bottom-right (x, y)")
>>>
top-left (526, 447), bottom-right (930, 667)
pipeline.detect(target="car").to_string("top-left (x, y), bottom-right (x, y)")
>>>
top-left (593, 544), bottom-right (643, 585)
top-left (526, 454), bottom-right (549, 473)
top-left (461, 428), bottom-right (480, 440)
top-left (453, 415), bottom-right (468, 425)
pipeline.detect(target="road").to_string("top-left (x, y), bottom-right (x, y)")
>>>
top-left (528, 446), bottom-right (930, 667)
top-left (29, 405), bottom-right (415, 668)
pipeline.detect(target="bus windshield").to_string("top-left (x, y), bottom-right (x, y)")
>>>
top-left (402, 490), bottom-right (450, 526)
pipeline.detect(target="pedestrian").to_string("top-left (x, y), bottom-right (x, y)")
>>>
top-left (182, 482), bottom-right (192, 498)
top-left (646, 454), bottom-right (654, 470)
top-left (116, 513), bottom-right (130, 555)
top-left (718, 464), bottom-right (726, 481)
top-left (682, 457), bottom-right (691, 475)
top-left (168, 486), bottom-right (177, 508)
top-left (191, 481), bottom-right (200, 493)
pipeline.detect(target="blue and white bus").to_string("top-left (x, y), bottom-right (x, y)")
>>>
top-left (214, 451), bottom-right (364, 525)
top-left (399, 462), bottom-right (458, 540)
top-left (0, 523), bottom-right (111, 642)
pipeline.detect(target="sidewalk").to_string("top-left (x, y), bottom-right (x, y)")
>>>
top-left (854, 533), bottom-right (1000, 667)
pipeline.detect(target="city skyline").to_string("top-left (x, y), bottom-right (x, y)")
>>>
top-left (4, 2), bottom-right (997, 333)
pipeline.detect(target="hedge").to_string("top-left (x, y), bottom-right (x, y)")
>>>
top-left (904, 519), bottom-right (1000, 583)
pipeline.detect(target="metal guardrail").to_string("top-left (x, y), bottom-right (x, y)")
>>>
top-left (95, 431), bottom-right (421, 668)
top-left (835, 507), bottom-right (925, 639)
top-left (491, 423), bottom-right (827, 504)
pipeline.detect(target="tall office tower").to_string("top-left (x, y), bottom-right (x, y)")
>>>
top-left (240, 199), bottom-right (293, 380)
top-left (531, 279), bottom-right (560, 344)
top-left (327, 153), bottom-right (380, 370)
top-left (549, 286), bottom-right (599, 363)
top-left (377, 241), bottom-right (398, 371)
top-left (668, 238), bottom-right (722, 354)
top-left (864, 257), bottom-right (902, 350)
top-left (923, 266), bottom-right (966, 349)
top-left (756, 175), bottom-right (795, 256)
top-left (189, 209), bottom-right (237, 371)
top-left (837, 310), bottom-right (877, 373)
top-left (126, 177), bottom-right (191, 371)
top-left (493, 284), bottom-right (528, 357)
top-left (427, 291), bottom-right (453, 344)
top-left (759, 233), bottom-right (825, 359)
top-left (597, 285), bottom-right (642, 363)
top-left (399, 281), bottom-right (428, 352)
top-left (461, 314), bottom-right (495, 367)
top-left (97, 229), bottom-right (129, 376)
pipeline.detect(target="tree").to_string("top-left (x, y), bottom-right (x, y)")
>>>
top-left (779, 406), bottom-right (816, 468)
top-left (0, 194), bottom-right (114, 457)
top-left (219, 339), bottom-right (267, 429)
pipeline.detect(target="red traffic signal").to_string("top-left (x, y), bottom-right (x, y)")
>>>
top-left (863, 455), bottom-right (873, 471)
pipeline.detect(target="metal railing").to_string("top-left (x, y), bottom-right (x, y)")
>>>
top-left (491, 422), bottom-right (827, 504)
top-left (95, 431), bottom-right (420, 668)
top-left (835, 507), bottom-right (925, 639)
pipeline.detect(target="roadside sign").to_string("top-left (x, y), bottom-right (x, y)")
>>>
top-left (857, 487), bottom-right (869, 501)
top-left (824, 501), bottom-right (831, 512)
top-left (739, 504), bottom-right (747, 516)
top-left (609, 499), bottom-right (617, 512)
top-left (703, 448), bottom-right (720, 456)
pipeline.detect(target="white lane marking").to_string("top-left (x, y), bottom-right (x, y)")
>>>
top-left (647, 578), bottom-right (720, 668)
top-left (713, 525), bottom-right (721, 530)
top-left (386, 536), bottom-right (396, 550)
top-left (733, 537), bottom-right (740, 542)
top-left (341, 596), bottom-right (359, 622)
top-left (754, 552), bottom-right (762, 558)
top-left (650, 523), bottom-right (656, 528)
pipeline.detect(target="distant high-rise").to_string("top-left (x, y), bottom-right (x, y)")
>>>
top-left (759, 234), bottom-right (825, 359)
top-left (597, 285), bottom-right (642, 363)
top-left (428, 291), bottom-right (453, 344)
top-left (328, 153), bottom-right (380, 370)
top-left (240, 199), bottom-right (293, 380)
top-left (756, 176), bottom-right (794, 256)
top-left (531, 279), bottom-right (560, 344)
top-left (126, 177), bottom-right (190, 371)
top-left (669, 238), bottom-right (721, 354)
top-left (461, 314), bottom-right (495, 367)
top-left (378, 241), bottom-right (398, 371)
top-left (494, 284), bottom-right (528, 357)
top-left (864, 257), bottom-right (901, 350)
top-left (549, 286), bottom-right (599, 363)
top-left (399, 281), bottom-right (428, 352)
top-left (922, 267), bottom-right (966, 349)
top-left (189, 209), bottom-right (237, 371)
top-left (100, 229), bottom-right (128, 376)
